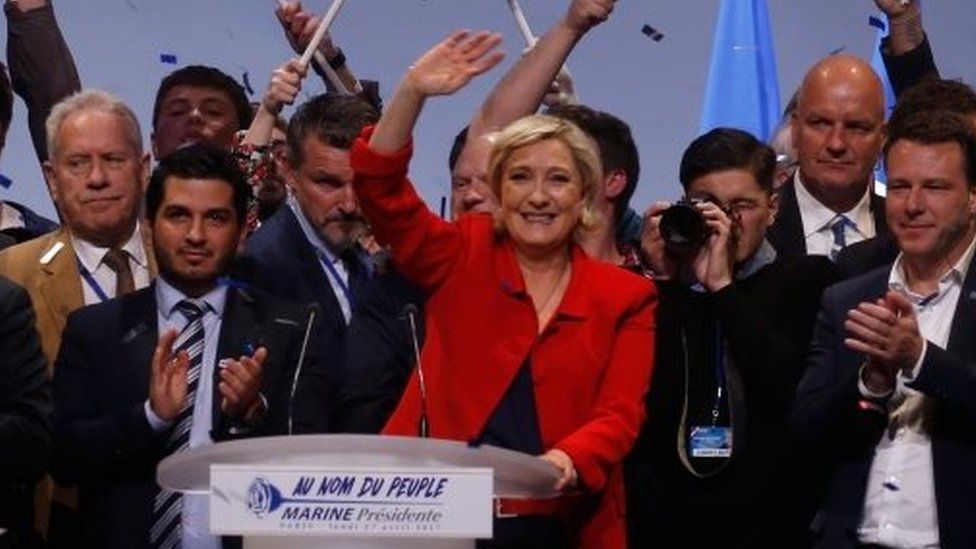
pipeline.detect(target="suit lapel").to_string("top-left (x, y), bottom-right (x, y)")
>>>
top-left (281, 208), bottom-right (347, 334)
top-left (869, 192), bottom-right (888, 236)
top-left (946, 254), bottom-right (976, 358)
top-left (212, 287), bottom-right (261, 428)
top-left (120, 287), bottom-right (160, 395)
top-left (37, 230), bottom-right (84, 338)
top-left (770, 181), bottom-right (807, 258)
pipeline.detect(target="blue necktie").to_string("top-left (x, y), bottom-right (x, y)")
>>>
top-left (829, 216), bottom-right (851, 262)
top-left (151, 300), bottom-right (206, 549)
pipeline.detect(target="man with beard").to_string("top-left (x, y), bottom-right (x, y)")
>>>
top-left (241, 93), bottom-right (379, 433)
top-left (52, 144), bottom-right (315, 548)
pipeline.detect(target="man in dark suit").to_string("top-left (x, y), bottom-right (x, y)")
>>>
top-left (793, 110), bottom-right (976, 548)
top-left (241, 93), bottom-right (379, 433)
top-left (0, 275), bottom-right (51, 548)
top-left (53, 145), bottom-right (318, 549)
top-left (767, 54), bottom-right (887, 262)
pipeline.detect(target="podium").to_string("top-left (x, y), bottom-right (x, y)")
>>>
top-left (157, 434), bottom-right (559, 548)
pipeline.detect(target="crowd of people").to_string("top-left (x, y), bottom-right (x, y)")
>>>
top-left (0, 0), bottom-right (974, 548)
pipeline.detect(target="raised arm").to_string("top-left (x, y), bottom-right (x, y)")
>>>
top-left (352, 32), bottom-right (503, 292)
top-left (467, 0), bottom-right (614, 140)
top-left (276, 1), bottom-right (364, 96)
top-left (369, 31), bottom-right (504, 154)
top-left (243, 58), bottom-right (307, 148)
top-left (5, 0), bottom-right (81, 163)
top-left (873, 0), bottom-right (939, 95)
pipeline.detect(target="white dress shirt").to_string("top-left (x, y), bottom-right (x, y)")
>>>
top-left (0, 201), bottom-right (25, 231)
top-left (794, 172), bottom-right (876, 257)
top-left (857, 234), bottom-right (976, 548)
top-left (72, 225), bottom-right (151, 304)
top-left (287, 194), bottom-right (353, 323)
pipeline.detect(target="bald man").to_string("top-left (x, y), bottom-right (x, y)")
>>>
top-left (767, 55), bottom-right (888, 261)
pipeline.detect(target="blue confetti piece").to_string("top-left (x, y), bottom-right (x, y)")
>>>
top-left (242, 71), bottom-right (255, 96)
top-left (0, 174), bottom-right (11, 189)
top-left (829, 46), bottom-right (846, 56)
top-left (868, 15), bottom-right (887, 32)
top-left (160, 53), bottom-right (178, 65)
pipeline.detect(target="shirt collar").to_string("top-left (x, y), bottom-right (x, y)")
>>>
top-left (287, 194), bottom-right (341, 264)
top-left (71, 222), bottom-right (149, 273)
top-left (155, 275), bottom-right (228, 321)
top-left (794, 170), bottom-right (875, 238)
top-left (736, 238), bottom-right (777, 280)
top-left (888, 233), bottom-right (976, 302)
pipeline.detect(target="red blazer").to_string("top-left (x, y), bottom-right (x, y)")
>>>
top-left (351, 130), bottom-right (656, 548)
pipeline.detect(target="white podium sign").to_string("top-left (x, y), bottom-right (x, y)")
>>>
top-left (210, 465), bottom-right (492, 539)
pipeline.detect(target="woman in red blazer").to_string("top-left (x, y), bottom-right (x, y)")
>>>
top-left (349, 31), bottom-right (656, 548)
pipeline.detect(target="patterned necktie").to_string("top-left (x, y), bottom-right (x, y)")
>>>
top-left (151, 300), bottom-right (206, 549)
top-left (829, 215), bottom-right (850, 262)
top-left (102, 248), bottom-right (135, 296)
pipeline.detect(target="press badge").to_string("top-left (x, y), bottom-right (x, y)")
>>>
top-left (689, 426), bottom-right (732, 458)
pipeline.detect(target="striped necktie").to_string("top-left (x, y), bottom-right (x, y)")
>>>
top-left (151, 299), bottom-right (206, 549)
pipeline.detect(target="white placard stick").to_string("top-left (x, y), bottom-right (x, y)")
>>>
top-left (504, 0), bottom-right (576, 103)
top-left (506, 0), bottom-right (537, 46)
top-left (298, 0), bottom-right (348, 69)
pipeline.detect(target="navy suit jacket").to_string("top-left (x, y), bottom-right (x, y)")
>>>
top-left (767, 180), bottom-right (887, 261)
top-left (792, 259), bottom-right (976, 549)
top-left (52, 283), bottom-right (315, 549)
top-left (240, 205), bottom-right (371, 432)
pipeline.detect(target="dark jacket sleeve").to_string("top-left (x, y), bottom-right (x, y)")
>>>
top-left (6, 2), bottom-right (81, 163)
top-left (880, 35), bottom-right (940, 98)
top-left (0, 278), bottom-right (52, 480)
top-left (52, 312), bottom-right (160, 485)
top-left (911, 344), bottom-right (976, 427)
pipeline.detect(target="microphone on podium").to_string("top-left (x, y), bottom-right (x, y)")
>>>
top-left (402, 303), bottom-right (429, 438)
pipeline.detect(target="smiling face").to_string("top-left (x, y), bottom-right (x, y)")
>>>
top-left (496, 139), bottom-right (584, 258)
top-left (886, 139), bottom-right (976, 267)
top-left (151, 176), bottom-right (244, 296)
top-left (45, 109), bottom-right (148, 247)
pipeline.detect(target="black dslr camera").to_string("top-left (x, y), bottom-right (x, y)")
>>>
top-left (659, 195), bottom-right (730, 257)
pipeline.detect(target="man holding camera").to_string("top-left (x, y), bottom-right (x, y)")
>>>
top-left (626, 128), bottom-right (835, 547)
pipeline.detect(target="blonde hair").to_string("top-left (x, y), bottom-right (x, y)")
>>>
top-left (486, 114), bottom-right (602, 235)
top-left (46, 89), bottom-right (143, 158)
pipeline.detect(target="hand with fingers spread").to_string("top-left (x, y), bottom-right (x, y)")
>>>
top-left (540, 448), bottom-right (579, 492)
top-left (149, 329), bottom-right (190, 423)
top-left (369, 30), bottom-right (504, 154)
top-left (844, 290), bottom-right (924, 393)
top-left (262, 59), bottom-right (307, 116)
top-left (218, 346), bottom-right (267, 418)
top-left (404, 31), bottom-right (506, 98)
top-left (690, 201), bottom-right (735, 292)
top-left (564, 0), bottom-right (616, 34)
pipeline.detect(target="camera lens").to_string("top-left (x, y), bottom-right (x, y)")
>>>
top-left (659, 202), bottom-right (708, 256)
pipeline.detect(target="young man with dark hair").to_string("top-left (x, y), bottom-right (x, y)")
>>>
top-left (627, 128), bottom-right (835, 547)
top-left (151, 65), bottom-right (254, 160)
top-left (794, 109), bottom-right (976, 549)
top-left (53, 144), bottom-right (318, 549)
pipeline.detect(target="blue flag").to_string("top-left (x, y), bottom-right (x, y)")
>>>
top-left (699, 0), bottom-right (781, 142)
